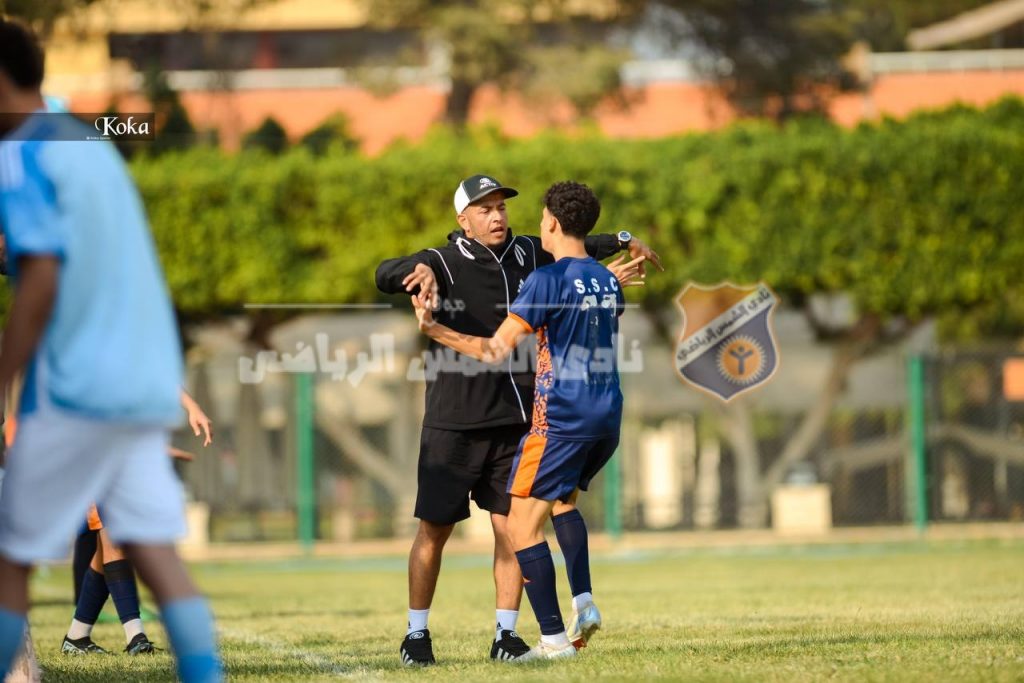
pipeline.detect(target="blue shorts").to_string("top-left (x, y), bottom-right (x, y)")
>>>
top-left (507, 433), bottom-right (618, 502)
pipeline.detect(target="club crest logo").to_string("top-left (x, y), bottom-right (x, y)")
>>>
top-left (674, 282), bottom-right (780, 401)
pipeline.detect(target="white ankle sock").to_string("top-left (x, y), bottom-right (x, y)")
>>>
top-left (67, 618), bottom-right (92, 640)
top-left (496, 609), bottom-right (518, 636)
top-left (407, 609), bottom-right (430, 634)
top-left (123, 618), bottom-right (144, 643)
top-left (572, 591), bottom-right (593, 612)
top-left (540, 631), bottom-right (570, 648)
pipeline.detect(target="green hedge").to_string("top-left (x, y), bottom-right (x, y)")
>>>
top-left (132, 97), bottom-right (1024, 337)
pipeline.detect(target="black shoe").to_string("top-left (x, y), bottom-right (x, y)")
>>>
top-left (61, 635), bottom-right (110, 654)
top-left (490, 629), bottom-right (531, 662)
top-left (125, 633), bottom-right (158, 655)
top-left (400, 629), bottom-right (436, 666)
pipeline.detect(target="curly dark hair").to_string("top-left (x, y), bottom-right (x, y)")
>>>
top-left (543, 181), bottom-right (601, 239)
top-left (0, 18), bottom-right (44, 89)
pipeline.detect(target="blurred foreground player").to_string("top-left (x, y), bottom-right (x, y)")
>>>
top-left (414, 181), bottom-right (626, 661)
top-left (0, 18), bottom-right (222, 682)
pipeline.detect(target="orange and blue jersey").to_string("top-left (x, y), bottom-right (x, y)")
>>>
top-left (508, 256), bottom-right (624, 440)
top-left (506, 256), bottom-right (624, 500)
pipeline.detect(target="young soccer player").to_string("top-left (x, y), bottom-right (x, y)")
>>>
top-left (413, 180), bottom-right (629, 661)
top-left (0, 18), bottom-right (221, 682)
top-left (63, 391), bottom-right (213, 656)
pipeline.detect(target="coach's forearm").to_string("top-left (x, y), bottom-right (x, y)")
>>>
top-left (376, 253), bottom-right (429, 294)
top-left (584, 234), bottom-right (621, 260)
top-left (0, 256), bottom-right (59, 391)
top-left (424, 323), bottom-right (510, 364)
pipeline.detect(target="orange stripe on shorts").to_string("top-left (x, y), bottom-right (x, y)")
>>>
top-left (510, 433), bottom-right (547, 497)
top-left (87, 505), bottom-right (104, 531)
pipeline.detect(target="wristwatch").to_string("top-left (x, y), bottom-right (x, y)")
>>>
top-left (616, 230), bottom-right (632, 252)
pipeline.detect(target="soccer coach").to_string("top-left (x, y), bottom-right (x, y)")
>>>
top-left (375, 175), bottom-right (661, 665)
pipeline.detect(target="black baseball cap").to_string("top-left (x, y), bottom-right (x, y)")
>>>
top-left (453, 174), bottom-right (519, 214)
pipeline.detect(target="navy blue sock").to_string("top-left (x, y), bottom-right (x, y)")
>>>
top-left (553, 509), bottom-right (592, 597)
top-left (72, 531), bottom-right (98, 604)
top-left (103, 561), bottom-right (141, 624)
top-left (514, 541), bottom-right (565, 636)
top-left (73, 568), bottom-right (110, 626)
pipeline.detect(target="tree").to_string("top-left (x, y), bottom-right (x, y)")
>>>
top-left (140, 65), bottom-right (201, 156)
top-left (844, 0), bottom-right (997, 51)
top-left (243, 117), bottom-right (289, 155)
top-left (0, 0), bottom-right (99, 38)
top-left (649, 0), bottom-right (998, 119)
top-left (363, 0), bottom-right (644, 125)
top-left (300, 114), bottom-right (360, 156)
top-left (656, 0), bottom-right (856, 120)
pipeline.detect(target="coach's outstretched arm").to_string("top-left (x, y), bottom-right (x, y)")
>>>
top-left (534, 234), bottom-right (663, 274)
top-left (375, 251), bottom-right (445, 309)
top-left (412, 298), bottom-right (526, 365)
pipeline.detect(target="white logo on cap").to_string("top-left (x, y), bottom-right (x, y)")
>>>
top-left (479, 177), bottom-right (498, 189)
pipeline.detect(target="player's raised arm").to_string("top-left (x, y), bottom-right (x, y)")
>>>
top-left (180, 389), bottom-right (213, 446)
top-left (413, 297), bottom-right (529, 364)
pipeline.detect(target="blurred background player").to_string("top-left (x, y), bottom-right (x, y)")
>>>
top-left (375, 174), bottom-right (657, 665)
top-left (62, 391), bottom-right (213, 656)
top-left (413, 181), bottom-right (627, 661)
top-left (0, 18), bottom-right (221, 683)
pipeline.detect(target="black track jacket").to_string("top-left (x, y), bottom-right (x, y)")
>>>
top-left (375, 230), bottom-right (620, 431)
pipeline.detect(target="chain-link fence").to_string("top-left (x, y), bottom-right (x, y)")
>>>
top-left (173, 312), bottom-right (1024, 543)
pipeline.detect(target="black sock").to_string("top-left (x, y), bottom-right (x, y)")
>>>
top-left (103, 560), bottom-right (141, 624)
top-left (553, 509), bottom-right (592, 598)
top-left (515, 541), bottom-right (565, 636)
top-left (72, 531), bottom-right (98, 604)
top-left (73, 568), bottom-right (109, 627)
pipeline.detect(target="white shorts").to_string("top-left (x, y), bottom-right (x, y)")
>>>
top-left (0, 407), bottom-right (186, 564)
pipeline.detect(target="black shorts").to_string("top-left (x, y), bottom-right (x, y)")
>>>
top-left (415, 424), bottom-right (525, 525)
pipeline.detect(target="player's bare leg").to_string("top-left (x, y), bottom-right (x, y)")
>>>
top-left (401, 520), bottom-right (452, 666)
top-left (0, 558), bottom-right (32, 678)
top-left (0, 559), bottom-right (30, 616)
top-left (488, 513), bottom-right (530, 660)
top-left (552, 491), bottom-right (601, 648)
top-left (122, 544), bottom-right (221, 681)
top-left (489, 513), bottom-right (523, 612)
top-left (121, 544), bottom-right (198, 606)
top-left (407, 520), bottom-right (453, 611)
top-left (507, 495), bottom-right (576, 662)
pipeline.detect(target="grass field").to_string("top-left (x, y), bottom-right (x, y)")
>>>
top-left (24, 538), bottom-right (1024, 682)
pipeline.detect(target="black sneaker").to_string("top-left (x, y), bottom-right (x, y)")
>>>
top-left (490, 629), bottom-right (531, 662)
top-left (125, 633), bottom-right (158, 655)
top-left (61, 635), bottom-right (110, 654)
top-left (400, 629), bottom-right (436, 666)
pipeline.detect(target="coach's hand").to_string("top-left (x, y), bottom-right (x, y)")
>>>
top-left (403, 264), bottom-right (439, 310)
top-left (608, 254), bottom-right (647, 288)
top-left (411, 296), bottom-right (436, 333)
top-left (628, 237), bottom-right (663, 277)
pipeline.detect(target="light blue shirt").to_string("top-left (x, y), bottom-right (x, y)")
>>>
top-left (0, 113), bottom-right (182, 425)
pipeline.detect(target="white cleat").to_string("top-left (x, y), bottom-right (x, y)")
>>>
top-left (567, 601), bottom-right (602, 649)
top-left (512, 640), bottom-right (578, 663)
